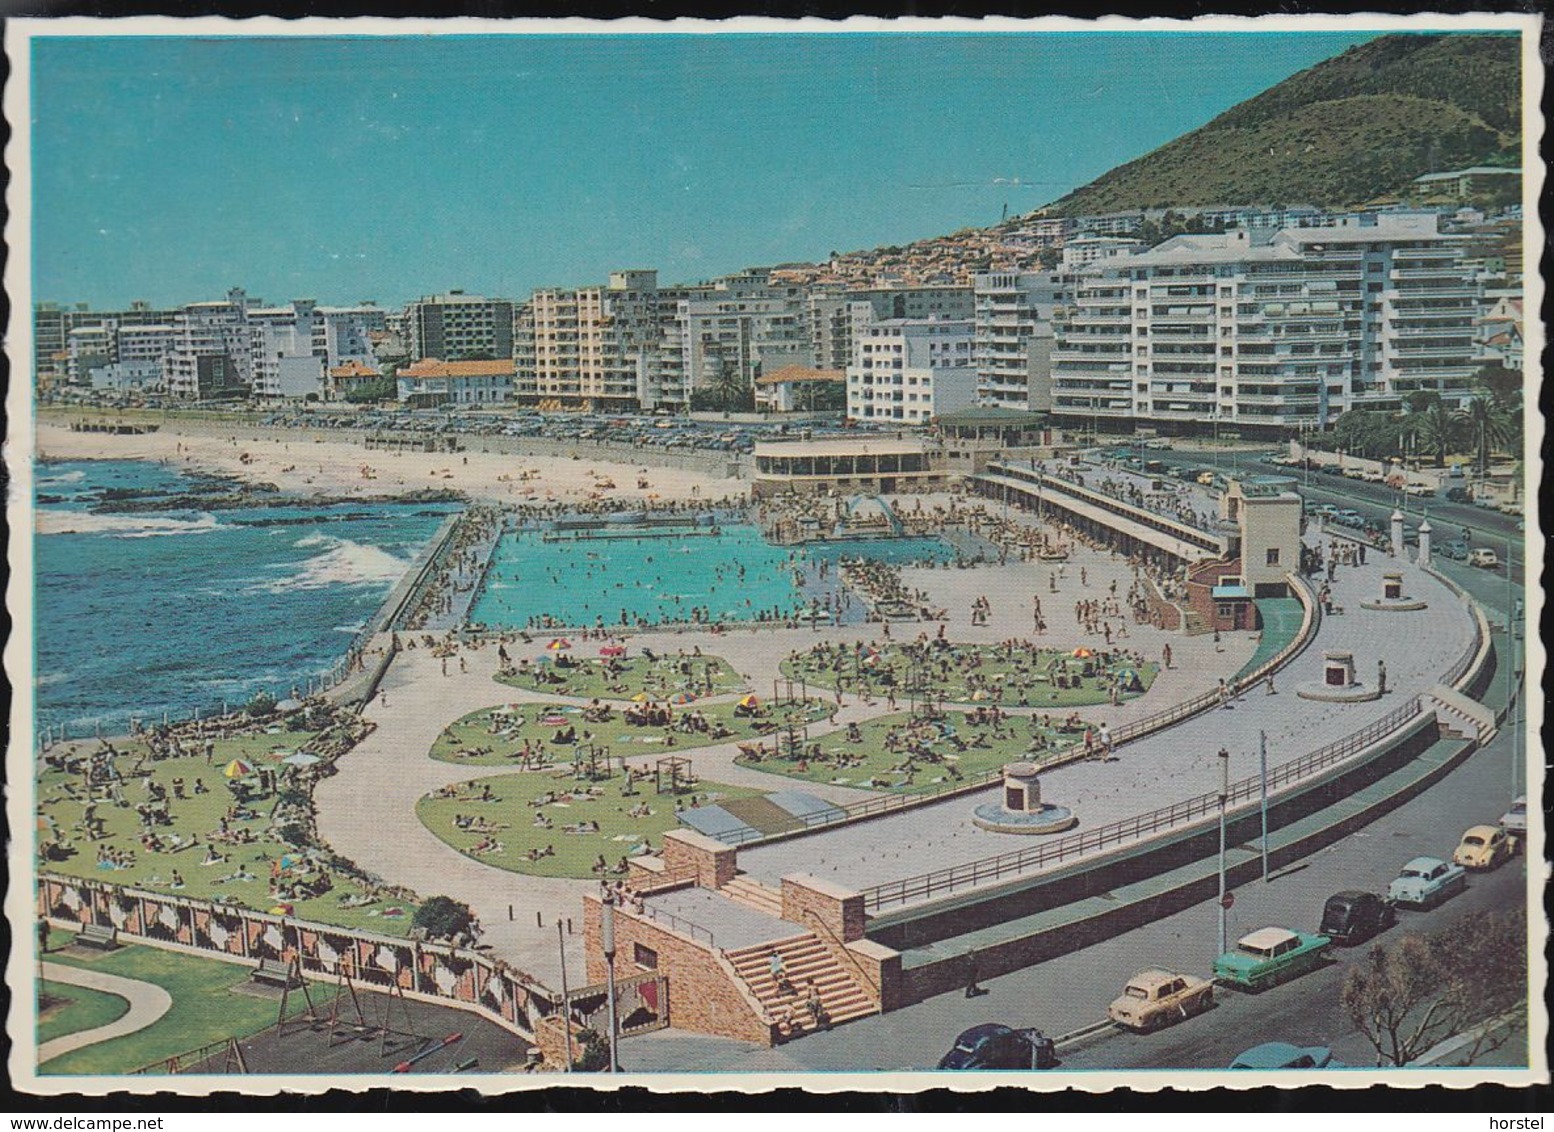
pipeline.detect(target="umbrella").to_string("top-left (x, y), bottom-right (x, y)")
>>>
top-left (547, 638), bottom-right (573, 651)
top-left (738, 694), bottom-right (761, 708)
top-left (269, 903), bottom-right (295, 916)
top-left (630, 693), bottom-right (651, 703)
top-left (223, 758), bottom-right (255, 779)
top-left (1071, 648), bottom-right (1095, 659)
top-left (670, 693), bottom-right (694, 705)
top-left (599, 645), bottom-right (626, 657)
top-left (534, 654), bottom-right (552, 664)
top-left (282, 752), bottom-right (322, 767)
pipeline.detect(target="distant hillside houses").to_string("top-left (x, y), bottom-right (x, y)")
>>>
top-left (1411, 166), bottom-right (1521, 199)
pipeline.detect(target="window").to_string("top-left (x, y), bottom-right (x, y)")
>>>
top-left (633, 943), bottom-right (658, 969)
top-left (1217, 603), bottom-right (1235, 617)
top-left (1265, 548), bottom-right (1281, 566)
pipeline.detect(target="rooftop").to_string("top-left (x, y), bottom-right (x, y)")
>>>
top-left (755, 366), bottom-right (845, 387)
top-left (400, 357), bottom-right (516, 378)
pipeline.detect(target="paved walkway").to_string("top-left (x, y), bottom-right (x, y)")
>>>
top-left (737, 546), bottom-right (1475, 898)
top-left (38, 961), bottom-right (172, 1065)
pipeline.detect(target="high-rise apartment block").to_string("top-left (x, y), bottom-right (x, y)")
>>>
top-left (847, 312), bottom-right (977, 424)
top-left (972, 271), bottom-right (1069, 412)
top-left (1051, 213), bottom-right (1481, 433)
top-left (404, 291), bottom-right (515, 362)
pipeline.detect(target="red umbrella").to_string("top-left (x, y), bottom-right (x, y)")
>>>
top-left (599, 645), bottom-right (626, 657)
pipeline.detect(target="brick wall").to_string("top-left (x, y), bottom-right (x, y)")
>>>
top-left (582, 894), bottom-right (773, 1046)
top-left (780, 874), bottom-right (865, 943)
top-left (661, 828), bottom-right (737, 889)
top-left (1185, 557), bottom-right (1253, 632)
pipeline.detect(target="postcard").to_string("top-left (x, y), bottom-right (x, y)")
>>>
top-left (5, 13), bottom-right (1545, 1097)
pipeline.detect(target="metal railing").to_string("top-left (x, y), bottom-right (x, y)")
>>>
top-left (636, 903), bottom-right (717, 948)
top-left (860, 696), bottom-right (1426, 912)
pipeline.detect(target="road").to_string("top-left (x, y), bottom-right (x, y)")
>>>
top-left (626, 682), bottom-right (1534, 1074)
top-left (1135, 448), bottom-right (1525, 585)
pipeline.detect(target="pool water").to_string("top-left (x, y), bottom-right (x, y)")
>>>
top-left (466, 525), bottom-right (955, 629)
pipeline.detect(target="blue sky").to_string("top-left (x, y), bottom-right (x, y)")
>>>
top-left (32, 30), bottom-right (1382, 310)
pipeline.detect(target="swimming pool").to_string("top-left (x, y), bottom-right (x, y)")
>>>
top-left (465, 524), bottom-right (955, 630)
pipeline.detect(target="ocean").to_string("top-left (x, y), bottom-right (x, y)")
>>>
top-left (32, 459), bottom-right (457, 736)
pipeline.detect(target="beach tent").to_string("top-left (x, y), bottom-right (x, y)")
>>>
top-left (1071, 647), bottom-right (1095, 659)
top-left (223, 758), bottom-right (255, 778)
top-left (670, 693), bottom-right (694, 705)
top-left (738, 695), bottom-right (761, 708)
top-left (546, 638), bottom-right (573, 651)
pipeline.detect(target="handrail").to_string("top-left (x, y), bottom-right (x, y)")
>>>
top-left (635, 902), bottom-right (716, 948)
top-left (860, 696), bottom-right (1426, 912)
top-left (794, 908), bottom-right (882, 1012)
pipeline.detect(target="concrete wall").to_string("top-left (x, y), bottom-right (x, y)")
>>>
top-left (868, 713), bottom-right (1443, 956)
top-left (892, 713), bottom-right (1462, 1007)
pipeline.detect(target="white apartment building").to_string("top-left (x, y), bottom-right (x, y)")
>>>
top-left (403, 291), bottom-right (515, 361)
top-left (1051, 213), bottom-right (1481, 435)
top-left (89, 323), bottom-right (177, 391)
top-left (847, 314), bottom-right (977, 424)
top-left (66, 325), bottom-right (115, 386)
top-left (164, 289), bottom-right (255, 399)
top-left (972, 271), bottom-right (1069, 411)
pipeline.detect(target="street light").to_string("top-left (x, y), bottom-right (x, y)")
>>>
top-left (1216, 746), bottom-right (1230, 961)
top-left (600, 891), bottom-right (620, 1073)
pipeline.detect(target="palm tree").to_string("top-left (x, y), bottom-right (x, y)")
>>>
top-left (1459, 395), bottom-right (1514, 475)
top-left (1413, 397), bottom-right (1461, 469)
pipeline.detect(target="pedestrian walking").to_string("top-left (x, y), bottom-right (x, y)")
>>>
top-left (1377, 659), bottom-right (1387, 695)
top-left (964, 948), bottom-right (985, 998)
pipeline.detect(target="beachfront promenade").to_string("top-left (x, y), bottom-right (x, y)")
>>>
top-left (735, 544), bottom-right (1472, 899)
top-left (313, 535), bottom-right (1255, 985)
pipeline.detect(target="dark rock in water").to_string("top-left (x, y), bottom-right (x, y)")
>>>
top-left (37, 494), bottom-right (66, 504)
top-left (92, 485), bottom-right (465, 515)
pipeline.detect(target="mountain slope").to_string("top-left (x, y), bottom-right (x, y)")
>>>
top-left (1043, 33), bottom-right (1519, 216)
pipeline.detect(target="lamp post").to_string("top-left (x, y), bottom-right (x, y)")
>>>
top-left (1259, 731), bottom-right (1269, 882)
top-left (1217, 746), bottom-right (1230, 960)
top-left (600, 891), bottom-right (620, 1073)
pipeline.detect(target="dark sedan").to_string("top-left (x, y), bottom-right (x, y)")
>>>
top-left (1318, 890), bottom-right (1397, 946)
top-left (938, 1024), bottom-right (1057, 1070)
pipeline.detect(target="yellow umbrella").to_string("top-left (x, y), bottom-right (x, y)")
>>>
top-left (223, 758), bottom-right (255, 779)
top-left (738, 694), bottom-right (761, 708)
top-left (631, 692), bottom-right (651, 703)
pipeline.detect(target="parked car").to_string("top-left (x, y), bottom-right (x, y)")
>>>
top-left (1439, 539), bottom-right (1471, 561)
top-left (1405, 483), bottom-right (1436, 497)
top-left (1446, 487), bottom-right (1473, 504)
top-left (1318, 890), bottom-right (1397, 946)
top-left (1213, 927), bottom-right (1331, 992)
top-left (1230, 1042), bottom-right (1342, 1070)
top-left (1499, 795), bottom-right (1527, 841)
top-left (1467, 548), bottom-right (1500, 569)
top-left (1452, 824), bottom-right (1514, 871)
top-left (1333, 509), bottom-right (1363, 527)
top-left (937, 1023), bottom-right (1057, 1070)
top-left (1388, 856), bottom-right (1467, 908)
top-left (1107, 969), bottom-right (1214, 1031)
top-left (1310, 503), bottom-right (1340, 518)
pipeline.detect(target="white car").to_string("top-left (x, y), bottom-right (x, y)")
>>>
top-left (1467, 548), bottom-right (1500, 569)
top-left (1388, 856), bottom-right (1467, 908)
top-left (1499, 796), bottom-right (1527, 839)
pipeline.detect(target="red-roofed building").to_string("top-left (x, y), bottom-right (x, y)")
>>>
top-left (753, 365), bottom-right (846, 413)
top-left (396, 357), bottom-right (516, 407)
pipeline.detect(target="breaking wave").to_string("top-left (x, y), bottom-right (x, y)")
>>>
top-left (35, 510), bottom-right (222, 538)
top-left (249, 535), bottom-right (409, 593)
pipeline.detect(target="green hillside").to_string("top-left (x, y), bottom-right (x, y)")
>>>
top-left (1043, 33), bottom-right (1519, 217)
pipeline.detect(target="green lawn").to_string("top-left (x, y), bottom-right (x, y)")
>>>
top-left (40, 938), bottom-right (306, 1075)
top-left (429, 698), bottom-right (832, 768)
top-left (779, 641), bottom-right (1158, 708)
top-left (37, 729), bottom-right (416, 935)
top-left (494, 649), bottom-right (746, 701)
top-left (417, 770), bottom-right (763, 878)
top-left (37, 979), bottom-right (130, 1047)
top-left (735, 709), bottom-right (1091, 794)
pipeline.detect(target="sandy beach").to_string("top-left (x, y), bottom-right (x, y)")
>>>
top-left (33, 419), bottom-right (737, 507)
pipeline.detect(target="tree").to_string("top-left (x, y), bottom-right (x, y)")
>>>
top-left (245, 691), bottom-right (277, 718)
top-left (1459, 395), bottom-right (1514, 475)
top-left (1473, 363), bottom-right (1522, 407)
top-left (1341, 908), bottom-right (1525, 1066)
top-left (411, 895), bottom-right (475, 941)
top-left (1412, 397), bottom-right (1462, 468)
top-left (344, 377), bottom-right (397, 404)
top-left (572, 1027), bottom-right (611, 1071)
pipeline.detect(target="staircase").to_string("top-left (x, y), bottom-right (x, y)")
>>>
top-left (1181, 608), bottom-right (1210, 635)
top-left (1427, 685), bottom-right (1497, 745)
top-left (721, 874), bottom-right (784, 918)
top-left (724, 933), bottom-right (877, 1037)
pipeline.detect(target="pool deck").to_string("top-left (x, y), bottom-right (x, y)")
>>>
top-left (313, 525), bottom-right (1255, 983)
